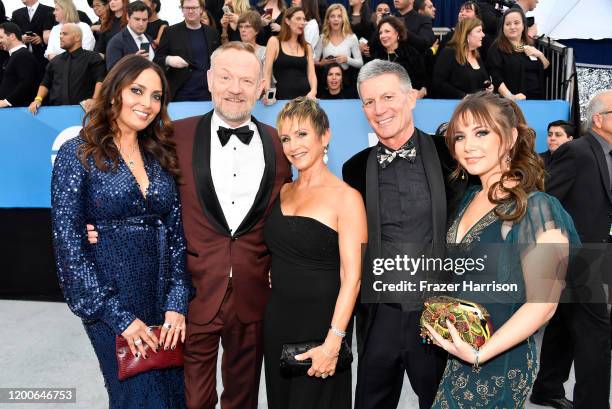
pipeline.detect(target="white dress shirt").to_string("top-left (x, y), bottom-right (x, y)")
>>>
top-left (304, 19), bottom-right (320, 51)
top-left (210, 111), bottom-right (265, 277)
top-left (27, 2), bottom-right (39, 21)
top-left (127, 26), bottom-right (155, 61)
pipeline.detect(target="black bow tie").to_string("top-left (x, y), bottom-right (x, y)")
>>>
top-left (217, 125), bottom-right (254, 147)
top-left (376, 140), bottom-right (417, 169)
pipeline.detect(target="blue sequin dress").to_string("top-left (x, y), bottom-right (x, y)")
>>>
top-left (51, 137), bottom-right (191, 409)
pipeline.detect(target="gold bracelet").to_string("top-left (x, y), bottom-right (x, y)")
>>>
top-left (34, 96), bottom-right (43, 102)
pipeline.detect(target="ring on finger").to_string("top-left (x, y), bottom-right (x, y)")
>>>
top-left (134, 338), bottom-right (142, 345)
top-left (321, 373), bottom-right (328, 379)
top-left (163, 322), bottom-right (172, 330)
top-left (146, 327), bottom-right (153, 334)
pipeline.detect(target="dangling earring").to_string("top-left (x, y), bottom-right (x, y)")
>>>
top-left (323, 145), bottom-right (329, 165)
top-left (505, 152), bottom-right (512, 165)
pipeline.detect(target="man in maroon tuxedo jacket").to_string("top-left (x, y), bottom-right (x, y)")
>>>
top-left (173, 42), bottom-right (291, 409)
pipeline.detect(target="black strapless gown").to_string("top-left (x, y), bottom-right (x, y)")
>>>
top-left (263, 198), bottom-right (352, 409)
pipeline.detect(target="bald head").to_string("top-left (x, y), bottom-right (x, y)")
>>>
top-left (60, 23), bottom-right (82, 52)
top-left (587, 89), bottom-right (612, 143)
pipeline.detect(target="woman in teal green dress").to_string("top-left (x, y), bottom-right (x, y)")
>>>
top-left (424, 91), bottom-right (579, 408)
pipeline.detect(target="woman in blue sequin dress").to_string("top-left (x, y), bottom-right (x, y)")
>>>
top-left (51, 55), bottom-right (191, 408)
top-left (425, 92), bottom-right (579, 408)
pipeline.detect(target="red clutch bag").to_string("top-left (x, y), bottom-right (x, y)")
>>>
top-left (115, 326), bottom-right (184, 381)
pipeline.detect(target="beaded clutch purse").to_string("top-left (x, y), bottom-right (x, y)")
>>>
top-left (419, 296), bottom-right (494, 348)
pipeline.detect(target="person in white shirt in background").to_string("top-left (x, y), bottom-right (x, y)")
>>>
top-left (314, 4), bottom-right (363, 71)
top-left (45, 0), bottom-right (95, 59)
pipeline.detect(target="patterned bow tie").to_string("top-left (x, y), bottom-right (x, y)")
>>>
top-left (376, 140), bottom-right (417, 169)
top-left (217, 125), bottom-right (254, 147)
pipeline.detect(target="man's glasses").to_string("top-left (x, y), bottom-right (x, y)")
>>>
top-left (181, 6), bottom-right (201, 11)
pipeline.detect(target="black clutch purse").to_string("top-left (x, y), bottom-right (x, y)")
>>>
top-left (280, 340), bottom-right (353, 377)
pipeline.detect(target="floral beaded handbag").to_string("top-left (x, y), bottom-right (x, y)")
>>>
top-left (419, 296), bottom-right (494, 349)
top-left (115, 326), bottom-right (184, 381)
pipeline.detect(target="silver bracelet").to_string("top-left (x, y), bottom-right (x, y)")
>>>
top-left (329, 325), bottom-right (346, 338)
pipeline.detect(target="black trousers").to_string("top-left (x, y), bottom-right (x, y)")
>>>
top-left (355, 305), bottom-right (447, 409)
top-left (532, 302), bottom-right (611, 409)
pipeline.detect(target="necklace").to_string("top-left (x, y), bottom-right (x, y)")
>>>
top-left (513, 43), bottom-right (525, 52)
top-left (116, 139), bottom-right (138, 170)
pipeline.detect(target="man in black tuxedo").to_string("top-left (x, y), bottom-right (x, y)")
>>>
top-left (530, 90), bottom-right (612, 409)
top-left (11, 0), bottom-right (54, 67)
top-left (393, 0), bottom-right (435, 52)
top-left (0, 22), bottom-right (39, 107)
top-left (153, 0), bottom-right (219, 101)
top-left (106, 0), bottom-right (154, 70)
top-left (343, 59), bottom-right (463, 409)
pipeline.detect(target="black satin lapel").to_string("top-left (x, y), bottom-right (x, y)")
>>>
top-left (586, 132), bottom-right (612, 204)
top-left (366, 148), bottom-right (381, 260)
top-left (192, 112), bottom-right (230, 235)
top-left (234, 116), bottom-right (276, 237)
top-left (418, 130), bottom-right (447, 256)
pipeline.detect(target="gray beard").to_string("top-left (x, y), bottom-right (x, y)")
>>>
top-left (212, 96), bottom-right (253, 125)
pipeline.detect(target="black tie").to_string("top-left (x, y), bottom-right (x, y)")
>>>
top-left (217, 125), bottom-right (254, 147)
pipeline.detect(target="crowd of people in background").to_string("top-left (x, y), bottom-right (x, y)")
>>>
top-left (0, 0), bottom-right (553, 111)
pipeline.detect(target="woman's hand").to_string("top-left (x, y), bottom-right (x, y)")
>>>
top-left (122, 318), bottom-right (159, 358)
top-left (270, 22), bottom-right (281, 32)
top-left (261, 15), bottom-right (272, 26)
top-left (523, 45), bottom-right (543, 59)
top-left (220, 14), bottom-right (230, 28)
top-left (295, 337), bottom-right (341, 378)
top-left (86, 224), bottom-right (98, 243)
top-left (306, 90), bottom-right (317, 100)
top-left (424, 320), bottom-right (479, 365)
top-left (335, 55), bottom-right (348, 64)
top-left (159, 311), bottom-right (186, 350)
top-left (359, 42), bottom-right (369, 56)
top-left (416, 87), bottom-right (427, 99)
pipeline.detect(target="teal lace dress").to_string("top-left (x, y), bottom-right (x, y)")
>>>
top-left (431, 187), bottom-right (579, 409)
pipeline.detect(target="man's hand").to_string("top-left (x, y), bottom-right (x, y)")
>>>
top-left (29, 33), bottom-right (43, 45)
top-left (166, 55), bottom-right (189, 68)
top-left (135, 49), bottom-right (149, 59)
top-left (28, 100), bottom-right (41, 114)
top-left (0, 100), bottom-right (10, 108)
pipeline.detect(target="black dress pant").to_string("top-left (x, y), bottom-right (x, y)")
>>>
top-left (532, 302), bottom-right (611, 409)
top-left (355, 305), bottom-right (447, 409)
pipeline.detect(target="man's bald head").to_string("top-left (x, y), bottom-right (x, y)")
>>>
top-left (60, 23), bottom-right (82, 52)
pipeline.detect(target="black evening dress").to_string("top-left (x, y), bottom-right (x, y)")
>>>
top-left (273, 45), bottom-right (310, 100)
top-left (263, 198), bottom-right (352, 409)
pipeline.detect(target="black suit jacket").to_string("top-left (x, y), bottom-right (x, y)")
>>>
top-left (105, 28), bottom-right (153, 70)
top-left (396, 10), bottom-right (435, 52)
top-left (11, 4), bottom-right (55, 65)
top-left (153, 22), bottom-right (220, 101)
top-left (546, 132), bottom-right (612, 243)
top-left (539, 150), bottom-right (552, 168)
top-left (0, 47), bottom-right (40, 106)
top-left (342, 128), bottom-right (465, 355)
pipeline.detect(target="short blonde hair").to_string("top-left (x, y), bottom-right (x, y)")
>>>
top-left (276, 97), bottom-right (330, 138)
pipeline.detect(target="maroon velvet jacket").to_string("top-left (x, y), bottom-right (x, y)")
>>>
top-left (173, 111), bottom-right (291, 325)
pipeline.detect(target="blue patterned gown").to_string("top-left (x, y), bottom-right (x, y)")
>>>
top-left (431, 187), bottom-right (579, 409)
top-left (51, 137), bottom-right (192, 409)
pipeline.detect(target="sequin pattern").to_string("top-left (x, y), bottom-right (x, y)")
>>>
top-left (51, 137), bottom-right (191, 408)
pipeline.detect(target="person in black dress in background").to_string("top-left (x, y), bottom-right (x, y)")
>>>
top-left (94, 0), bottom-right (127, 55)
top-left (486, 8), bottom-right (549, 101)
top-left (142, 0), bottom-right (168, 47)
top-left (372, 16), bottom-right (427, 99)
top-left (263, 97), bottom-right (367, 409)
top-left (52, 55), bottom-right (191, 408)
top-left (263, 6), bottom-right (317, 102)
top-left (432, 17), bottom-right (492, 99)
top-left (257, 0), bottom-right (286, 45)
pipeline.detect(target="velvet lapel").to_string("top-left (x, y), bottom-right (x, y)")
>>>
top-left (586, 132), bottom-right (612, 204)
top-left (417, 130), bottom-right (447, 257)
top-left (365, 148), bottom-right (381, 260)
top-left (234, 116), bottom-right (276, 237)
top-left (192, 111), bottom-right (230, 235)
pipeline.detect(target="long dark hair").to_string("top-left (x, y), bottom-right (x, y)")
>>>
top-left (79, 55), bottom-right (180, 178)
top-left (492, 8), bottom-right (532, 54)
top-left (279, 6), bottom-right (308, 53)
top-left (445, 91), bottom-right (544, 222)
top-left (101, 0), bottom-right (128, 32)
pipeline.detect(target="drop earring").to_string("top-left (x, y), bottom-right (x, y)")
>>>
top-left (323, 145), bottom-right (329, 165)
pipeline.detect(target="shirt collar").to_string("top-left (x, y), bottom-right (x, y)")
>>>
top-left (126, 25), bottom-right (145, 43)
top-left (592, 129), bottom-right (612, 153)
top-left (28, 2), bottom-right (39, 13)
top-left (8, 44), bottom-right (27, 55)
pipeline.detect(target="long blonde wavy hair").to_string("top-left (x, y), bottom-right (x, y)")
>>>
top-left (321, 4), bottom-right (353, 47)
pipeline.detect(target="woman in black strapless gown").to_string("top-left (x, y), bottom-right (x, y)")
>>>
top-left (263, 97), bottom-right (366, 409)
